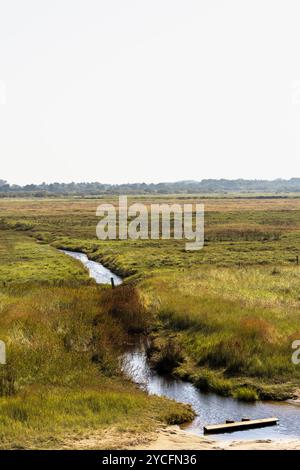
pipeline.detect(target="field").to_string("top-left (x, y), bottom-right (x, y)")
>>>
top-left (0, 196), bottom-right (300, 446)
top-left (0, 229), bottom-right (193, 449)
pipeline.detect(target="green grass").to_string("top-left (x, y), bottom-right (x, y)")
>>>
top-left (232, 387), bottom-right (259, 402)
top-left (140, 267), bottom-right (300, 398)
top-left (0, 196), bottom-right (300, 407)
top-left (1, 197), bottom-right (300, 274)
top-left (0, 231), bottom-right (91, 286)
top-left (0, 229), bottom-right (194, 449)
top-left (0, 385), bottom-right (193, 449)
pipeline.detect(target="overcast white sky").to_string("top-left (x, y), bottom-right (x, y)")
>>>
top-left (0, 0), bottom-right (300, 185)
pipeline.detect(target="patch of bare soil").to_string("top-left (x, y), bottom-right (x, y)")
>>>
top-left (57, 425), bottom-right (300, 450)
top-left (131, 426), bottom-right (300, 451)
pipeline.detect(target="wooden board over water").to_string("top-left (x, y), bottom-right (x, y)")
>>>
top-left (203, 417), bottom-right (278, 434)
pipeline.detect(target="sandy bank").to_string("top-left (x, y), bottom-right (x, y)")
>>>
top-left (132, 426), bottom-right (300, 450)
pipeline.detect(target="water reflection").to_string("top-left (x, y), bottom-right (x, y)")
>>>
top-left (122, 340), bottom-right (300, 440)
top-left (61, 251), bottom-right (300, 441)
top-left (61, 250), bottom-right (122, 286)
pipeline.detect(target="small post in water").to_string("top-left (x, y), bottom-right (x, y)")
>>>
top-left (111, 277), bottom-right (115, 289)
top-left (296, 255), bottom-right (299, 266)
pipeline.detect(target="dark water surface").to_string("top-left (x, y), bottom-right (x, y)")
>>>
top-left (122, 340), bottom-right (300, 440)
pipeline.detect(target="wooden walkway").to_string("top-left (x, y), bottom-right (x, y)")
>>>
top-left (203, 417), bottom-right (278, 434)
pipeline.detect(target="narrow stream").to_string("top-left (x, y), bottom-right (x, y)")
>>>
top-left (62, 250), bottom-right (122, 285)
top-left (63, 249), bottom-right (300, 440)
top-left (122, 338), bottom-right (300, 440)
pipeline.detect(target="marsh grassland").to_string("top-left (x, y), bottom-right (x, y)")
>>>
top-left (0, 230), bottom-right (193, 449)
top-left (0, 195), bottom-right (300, 447)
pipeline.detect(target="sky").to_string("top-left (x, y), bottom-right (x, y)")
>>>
top-left (0, 0), bottom-right (300, 185)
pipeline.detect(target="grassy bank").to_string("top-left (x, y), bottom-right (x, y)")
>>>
top-left (141, 266), bottom-right (300, 400)
top-left (0, 230), bottom-right (194, 449)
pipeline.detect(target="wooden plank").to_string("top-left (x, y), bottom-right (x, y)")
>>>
top-left (203, 417), bottom-right (278, 434)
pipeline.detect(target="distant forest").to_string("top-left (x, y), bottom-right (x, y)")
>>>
top-left (1, 178), bottom-right (300, 197)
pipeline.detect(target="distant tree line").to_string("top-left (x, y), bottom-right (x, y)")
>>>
top-left (1, 178), bottom-right (300, 197)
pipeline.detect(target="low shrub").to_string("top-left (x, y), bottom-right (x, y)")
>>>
top-left (232, 386), bottom-right (259, 401)
top-left (149, 338), bottom-right (184, 374)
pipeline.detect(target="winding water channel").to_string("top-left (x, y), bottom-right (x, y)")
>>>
top-left (63, 249), bottom-right (300, 440)
top-left (61, 250), bottom-right (122, 285)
